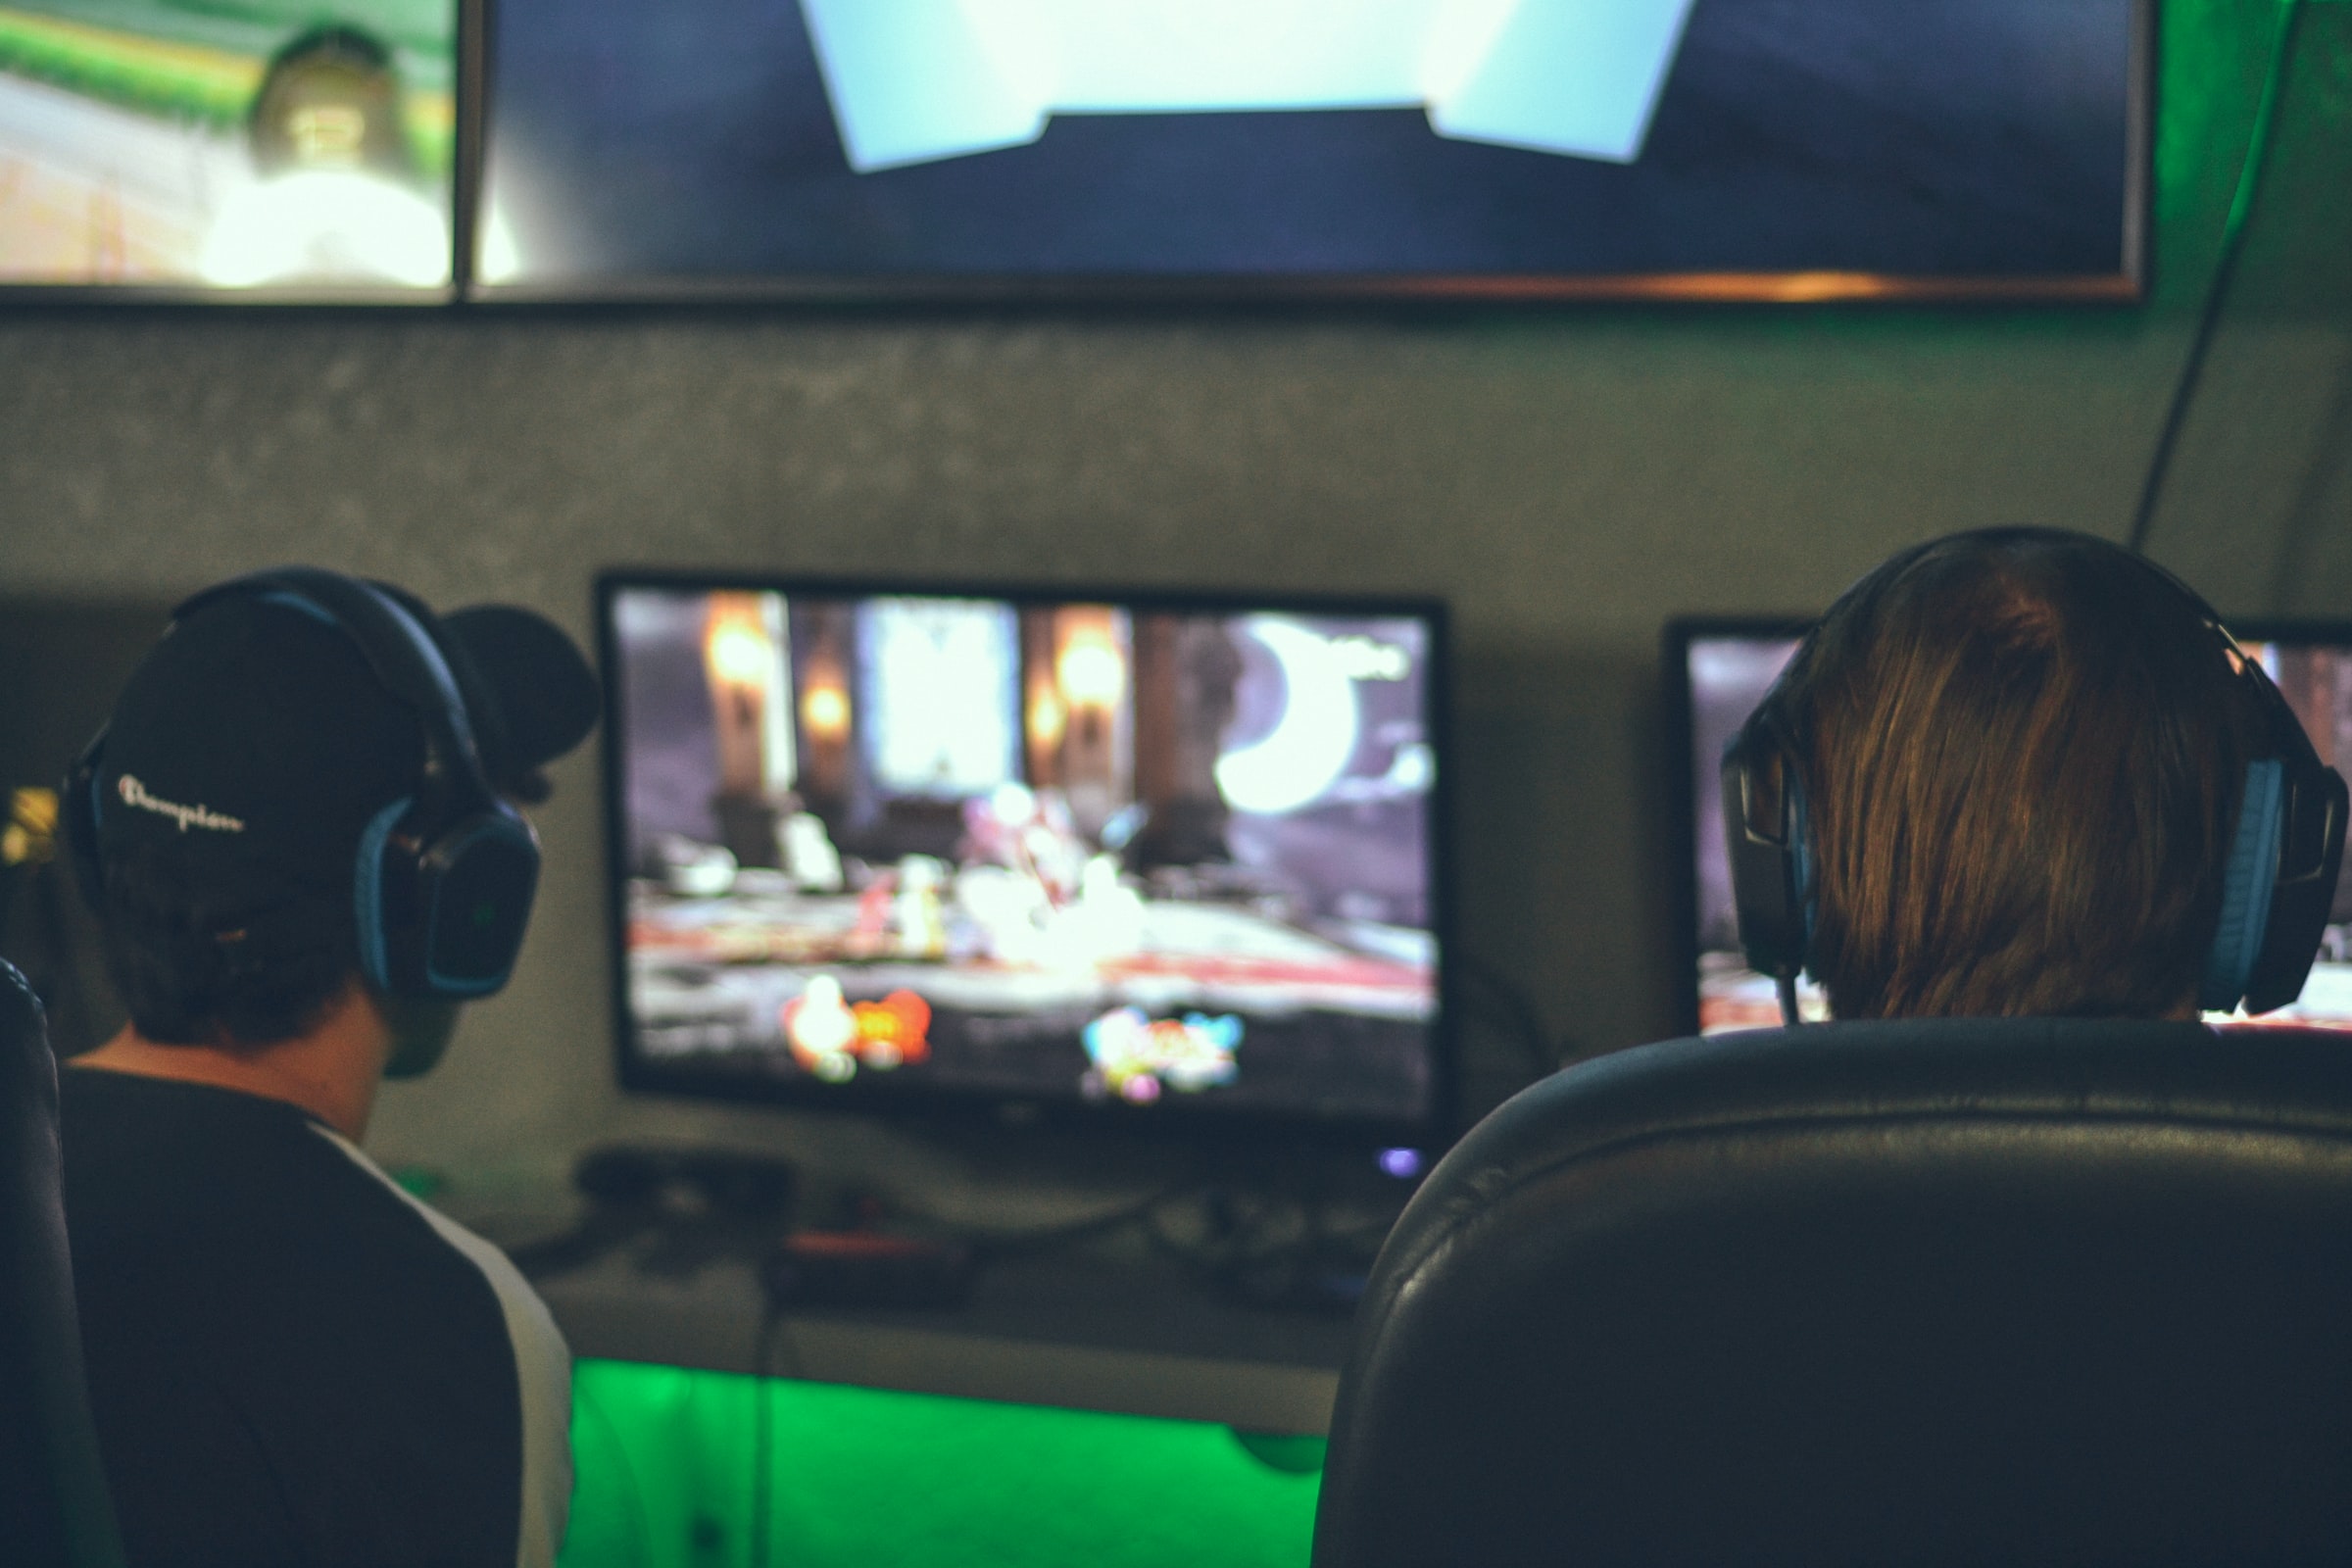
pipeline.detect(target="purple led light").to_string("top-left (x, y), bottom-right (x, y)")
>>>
top-left (1378, 1147), bottom-right (1424, 1180)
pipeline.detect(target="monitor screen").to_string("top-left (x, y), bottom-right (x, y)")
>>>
top-left (600, 577), bottom-right (1446, 1139)
top-left (0, 0), bottom-right (453, 292)
top-left (477, 0), bottom-right (2142, 300)
top-left (1672, 622), bottom-right (2352, 1035)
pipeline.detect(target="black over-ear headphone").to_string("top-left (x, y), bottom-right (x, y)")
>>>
top-left (1723, 540), bottom-right (2349, 1021)
top-left (66, 567), bottom-right (542, 1001)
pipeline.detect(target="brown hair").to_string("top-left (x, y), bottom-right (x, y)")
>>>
top-left (1777, 530), bottom-right (2264, 1020)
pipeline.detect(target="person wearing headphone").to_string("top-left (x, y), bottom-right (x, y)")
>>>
top-left (1722, 527), bottom-right (2347, 1027)
top-left (58, 568), bottom-right (599, 1568)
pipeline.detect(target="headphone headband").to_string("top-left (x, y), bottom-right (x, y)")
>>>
top-left (172, 568), bottom-right (496, 813)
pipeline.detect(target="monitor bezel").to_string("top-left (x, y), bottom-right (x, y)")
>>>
top-left (465, 0), bottom-right (2152, 306)
top-left (1663, 613), bottom-right (2352, 1040)
top-left (595, 567), bottom-right (1455, 1149)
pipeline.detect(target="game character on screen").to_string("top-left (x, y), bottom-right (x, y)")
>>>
top-left (1722, 528), bottom-right (2347, 1024)
top-left (613, 588), bottom-right (1440, 1125)
top-left (57, 567), bottom-right (599, 1568)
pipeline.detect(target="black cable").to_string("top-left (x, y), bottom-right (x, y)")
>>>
top-left (957, 1176), bottom-right (1204, 1262)
top-left (1135, 1183), bottom-right (1387, 1312)
top-left (1451, 951), bottom-right (1561, 1078)
top-left (503, 1207), bottom-right (658, 1280)
top-left (575, 1386), bottom-right (658, 1566)
top-left (747, 1305), bottom-right (788, 1568)
top-left (1142, 1190), bottom-right (1292, 1292)
top-left (2126, 0), bottom-right (2308, 556)
top-left (1776, 972), bottom-right (1802, 1030)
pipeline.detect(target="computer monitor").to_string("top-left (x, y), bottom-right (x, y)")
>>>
top-left (599, 575), bottom-right (1448, 1142)
top-left (1667, 619), bottom-right (2352, 1035)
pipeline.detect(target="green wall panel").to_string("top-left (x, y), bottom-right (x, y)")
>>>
top-left (561, 1359), bottom-right (1324, 1568)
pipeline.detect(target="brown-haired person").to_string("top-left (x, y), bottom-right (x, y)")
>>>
top-left (1724, 528), bottom-right (2348, 1026)
top-left (58, 568), bottom-right (599, 1568)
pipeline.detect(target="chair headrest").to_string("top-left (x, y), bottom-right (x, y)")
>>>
top-left (1416, 1018), bottom-right (2352, 1220)
top-left (1317, 1019), bottom-right (2352, 1568)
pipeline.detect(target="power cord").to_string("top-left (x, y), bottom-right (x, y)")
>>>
top-left (1453, 951), bottom-right (1565, 1079)
top-left (574, 1385), bottom-right (658, 1566)
top-left (2126, 0), bottom-right (2311, 555)
top-left (507, 1145), bottom-right (802, 1282)
top-left (1139, 1183), bottom-right (1392, 1313)
top-left (746, 1305), bottom-right (801, 1568)
top-left (950, 1176), bottom-right (1209, 1263)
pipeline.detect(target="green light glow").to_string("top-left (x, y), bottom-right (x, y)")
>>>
top-left (2153, 0), bottom-right (2351, 315)
top-left (559, 1359), bottom-right (1323, 1568)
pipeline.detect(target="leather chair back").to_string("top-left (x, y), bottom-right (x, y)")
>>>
top-left (1315, 1019), bottom-right (2352, 1567)
top-left (1, 959), bottom-right (124, 1568)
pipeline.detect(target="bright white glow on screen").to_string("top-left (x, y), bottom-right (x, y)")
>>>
top-left (798, 0), bottom-right (1696, 172)
top-left (861, 599), bottom-right (1022, 796)
top-left (198, 170), bottom-right (449, 288)
top-left (477, 206), bottom-right (523, 284)
top-left (1056, 635), bottom-right (1126, 708)
top-left (1216, 617), bottom-right (1361, 815)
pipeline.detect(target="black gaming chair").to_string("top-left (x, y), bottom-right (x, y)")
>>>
top-left (0, 959), bottom-right (125, 1568)
top-left (1315, 1019), bottom-right (2352, 1568)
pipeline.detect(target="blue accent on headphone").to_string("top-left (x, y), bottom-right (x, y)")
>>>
top-left (253, 589), bottom-right (340, 628)
top-left (259, 582), bottom-right (484, 769)
top-left (354, 796), bottom-right (411, 994)
top-left (1788, 766), bottom-right (1818, 956)
top-left (309, 586), bottom-right (480, 749)
top-left (2202, 759), bottom-right (2285, 1013)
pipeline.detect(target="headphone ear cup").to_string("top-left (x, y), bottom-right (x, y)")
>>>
top-left (2241, 760), bottom-right (2350, 1015)
top-left (1721, 718), bottom-right (1811, 982)
top-left (1787, 767), bottom-right (1816, 956)
top-left (63, 731), bottom-right (109, 913)
top-left (353, 795), bottom-right (540, 1000)
top-left (413, 808), bottom-right (540, 998)
top-left (2201, 759), bottom-right (2285, 1013)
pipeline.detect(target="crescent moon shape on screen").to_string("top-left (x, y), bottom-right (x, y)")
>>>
top-left (1215, 618), bottom-right (1360, 815)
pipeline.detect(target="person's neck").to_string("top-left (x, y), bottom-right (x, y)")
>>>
top-left (74, 984), bottom-right (391, 1142)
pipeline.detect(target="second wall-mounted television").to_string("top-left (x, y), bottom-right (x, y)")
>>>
top-left (600, 574), bottom-right (1449, 1145)
top-left (1669, 619), bottom-right (2352, 1036)
top-left (478, 0), bottom-right (2147, 301)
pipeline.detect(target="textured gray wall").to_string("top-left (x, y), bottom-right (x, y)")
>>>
top-left (2, 7), bottom-right (2347, 1203)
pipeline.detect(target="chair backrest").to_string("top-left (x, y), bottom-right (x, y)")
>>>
top-left (0, 959), bottom-right (125, 1568)
top-left (1314, 1019), bottom-right (2352, 1568)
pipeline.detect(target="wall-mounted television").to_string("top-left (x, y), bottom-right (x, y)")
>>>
top-left (0, 0), bottom-right (455, 295)
top-left (478, 0), bottom-right (2148, 301)
top-left (1667, 619), bottom-right (2352, 1036)
top-left (599, 574), bottom-right (1449, 1144)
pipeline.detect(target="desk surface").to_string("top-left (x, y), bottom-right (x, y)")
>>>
top-left (533, 1248), bottom-right (1352, 1436)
